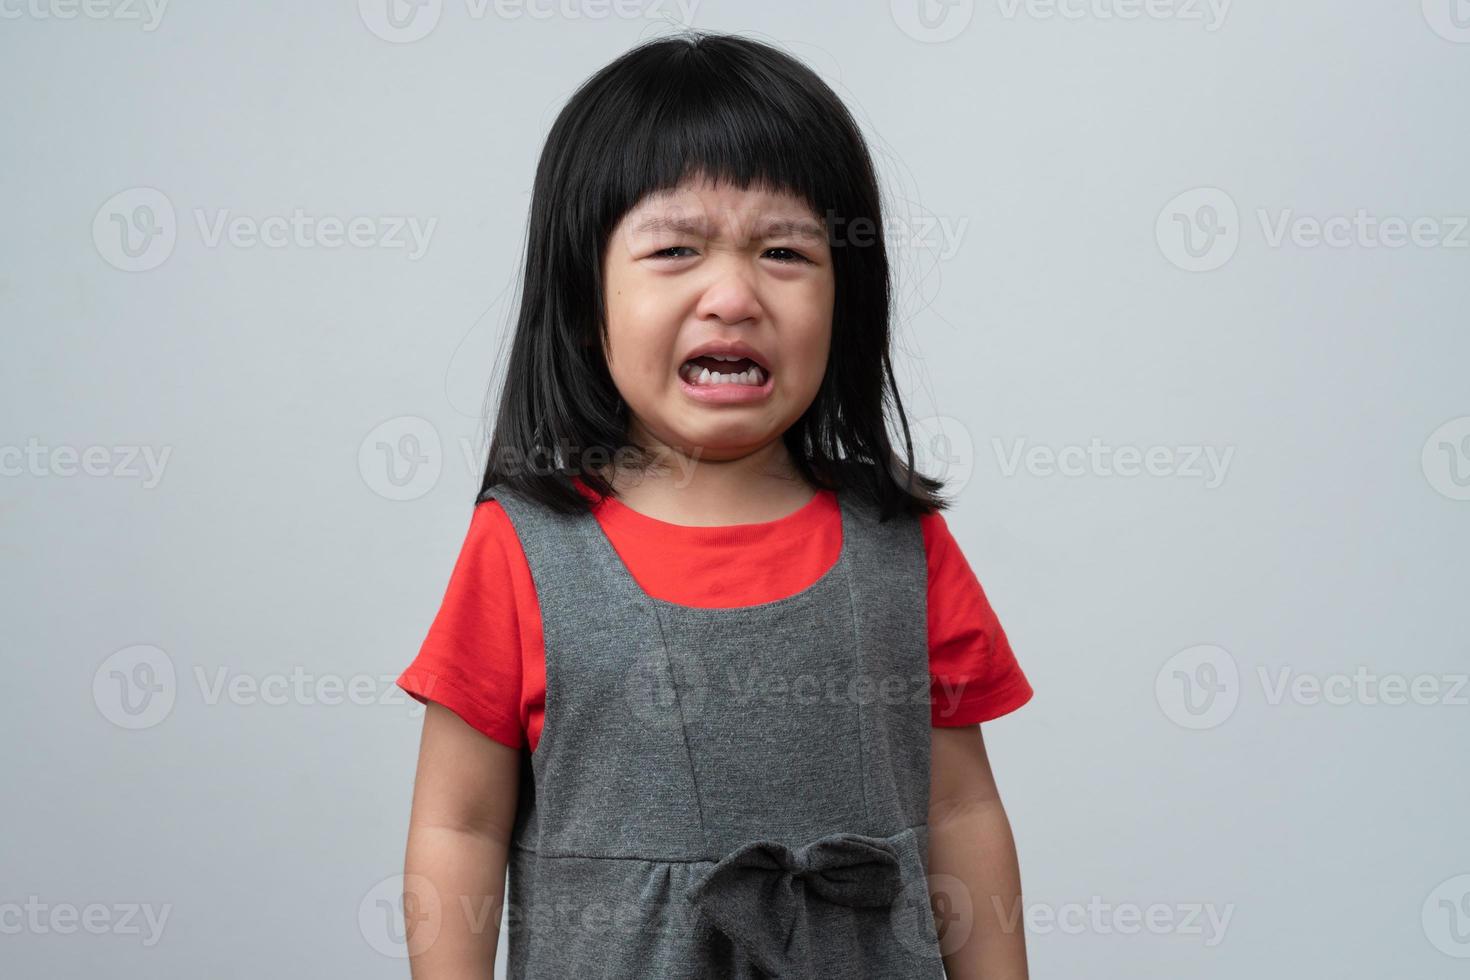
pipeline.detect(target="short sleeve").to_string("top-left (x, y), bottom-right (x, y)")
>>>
top-left (922, 511), bottom-right (1034, 726)
top-left (396, 501), bottom-right (531, 750)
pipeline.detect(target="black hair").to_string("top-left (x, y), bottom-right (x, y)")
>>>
top-left (478, 29), bottom-right (948, 520)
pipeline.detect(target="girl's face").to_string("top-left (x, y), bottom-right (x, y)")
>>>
top-left (601, 176), bottom-right (835, 465)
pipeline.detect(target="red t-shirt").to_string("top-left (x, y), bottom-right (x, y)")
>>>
top-left (397, 479), bottom-right (1033, 752)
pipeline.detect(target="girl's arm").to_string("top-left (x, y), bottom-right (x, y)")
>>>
top-left (929, 725), bottom-right (1030, 980)
top-left (403, 700), bottom-right (522, 978)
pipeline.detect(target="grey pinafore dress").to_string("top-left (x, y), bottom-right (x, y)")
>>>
top-left (483, 482), bottom-right (947, 979)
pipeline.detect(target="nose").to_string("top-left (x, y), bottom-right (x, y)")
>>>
top-left (693, 263), bottom-right (763, 326)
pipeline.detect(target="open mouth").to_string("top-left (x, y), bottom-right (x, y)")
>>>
top-left (679, 354), bottom-right (767, 387)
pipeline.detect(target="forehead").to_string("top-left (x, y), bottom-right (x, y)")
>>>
top-left (621, 178), bottom-right (825, 240)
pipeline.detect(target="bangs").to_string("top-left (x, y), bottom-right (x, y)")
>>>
top-left (562, 33), bottom-right (869, 241)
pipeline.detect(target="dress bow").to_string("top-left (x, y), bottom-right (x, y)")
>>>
top-left (685, 831), bottom-right (905, 977)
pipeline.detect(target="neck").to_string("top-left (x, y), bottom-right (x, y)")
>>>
top-left (594, 430), bottom-right (815, 527)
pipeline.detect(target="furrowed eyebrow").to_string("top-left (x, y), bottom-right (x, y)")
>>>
top-left (632, 214), bottom-right (709, 236)
top-left (631, 213), bottom-right (828, 246)
top-left (757, 217), bottom-right (828, 245)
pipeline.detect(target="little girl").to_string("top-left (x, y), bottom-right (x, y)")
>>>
top-left (398, 31), bottom-right (1034, 980)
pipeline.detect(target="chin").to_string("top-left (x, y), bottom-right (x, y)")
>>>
top-left (665, 425), bottom-right (772, 460)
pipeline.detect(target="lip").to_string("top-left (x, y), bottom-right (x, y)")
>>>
top-left (678, 368), bottom-right (775, 404)
top-left (677, 339), bottom-right (772, 374)
top-left (676, 338), bottom-right (774, 405)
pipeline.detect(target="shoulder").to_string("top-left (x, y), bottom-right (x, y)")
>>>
top-left (438, 499), bottom-right (535, 589)
top-left (917, 509), bottom-right (959, 565)
top-left (399, 500), bottom-right (539, 751)
top-left (429, 502), bottom-right (541, 654)
top-left (475, 480), bottom-right (593, 536)
top-left (461, 497), bottom-right (520, 549)
top-left (916, 508), bottom-right (990, 593)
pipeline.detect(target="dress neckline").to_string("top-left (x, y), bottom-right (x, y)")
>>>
top-left (571, 475), bottom-right (836, 548)
top-left (569, 475), bottom-right (851, 614)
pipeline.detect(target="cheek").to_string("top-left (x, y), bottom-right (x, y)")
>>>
top-left (791, 279), bottom-right (834, 371)
top-left (607, 284), bottom-right (685, 382)
top-left (790, 316), bottom-right (833, 390)
top-left (605, 315), bottom-right (672, 395)
top-left (799, 344), bottom-right (831, 395)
